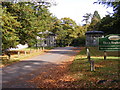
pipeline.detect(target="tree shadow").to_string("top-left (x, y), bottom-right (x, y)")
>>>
top-left (2, 60), bottom-right (60, 88)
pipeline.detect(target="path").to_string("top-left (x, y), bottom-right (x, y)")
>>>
top-left (2, 47), bottom-right (80, 88)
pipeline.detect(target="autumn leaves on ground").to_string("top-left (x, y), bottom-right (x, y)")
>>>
top-left (28, 47), bottom-right (120, 88)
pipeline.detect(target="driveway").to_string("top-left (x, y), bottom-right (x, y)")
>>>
top-left (2, 47), bottom-right (80, 88)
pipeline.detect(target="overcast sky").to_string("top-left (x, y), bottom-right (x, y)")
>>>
top-left (49, 0), bottom-right (114, 25)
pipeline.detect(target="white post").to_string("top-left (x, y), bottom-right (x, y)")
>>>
top-left (18, 51), bottom-right (20, 57)
top-left (87, 48), bottom-right (90, 61)
top-left (24, 51), bottom-right (26, 55)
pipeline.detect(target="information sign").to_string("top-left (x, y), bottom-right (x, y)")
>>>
top-left (99, 34), bottom-right (120, 51)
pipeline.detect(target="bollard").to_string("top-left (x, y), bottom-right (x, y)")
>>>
top-left (18, 51), bottom-right (20, 57)
top-left (38, 48), bottom-right (39, 52)
top-left (24, 51), bottom-right (26, 55)
top-left (35, 49), bottom-right (37, 52)
top-left (7, 52), bottom-right (11, 60)
top-left (90, 60), bottom-right (95, 71)
top-left (30, 49), bottom-right (32, 54)
top-left (87, 48), bottom-right (91, 61)
top-left (104, 51), bottom-right (107, 60)
top-left (88, 53), bottom-right (91, 61)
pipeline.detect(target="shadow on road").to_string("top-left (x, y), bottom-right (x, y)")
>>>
top-left (2, 47), bottom-right (81, 88)
top-left (46, 47), bottom-right (81, 56)
top-left (2, 60), bottom-right (59, 88)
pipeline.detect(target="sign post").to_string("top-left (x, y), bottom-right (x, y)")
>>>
top-left (99, 34), bottom-right (120, 59)
top-left (104, 51), bottom-right (107, 60)
top-left (86, 48), bottom-right (90, 61)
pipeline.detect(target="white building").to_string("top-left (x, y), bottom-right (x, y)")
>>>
top-left (36, 31), bottom-right (56, 47)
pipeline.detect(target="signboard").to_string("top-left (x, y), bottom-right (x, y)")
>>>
top-left (99, 34), bottom-right (120, 51)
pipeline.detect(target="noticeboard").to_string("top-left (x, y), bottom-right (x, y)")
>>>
top-left (99, 34), bottom-right (120, 51)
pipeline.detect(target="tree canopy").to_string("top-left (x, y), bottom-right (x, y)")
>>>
top-left (93, 0), bottom-right (120, 34)
top-left (1, 0), bottom-right (119, 52)
top-left (1, 1), bottom-right (57, 50)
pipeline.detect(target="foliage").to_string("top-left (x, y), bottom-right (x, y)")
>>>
top-left (55, 17), bottom-right (76, 46)
top-left (1, 8), bottom-right (21, 51)
top-left (1, 0), bottom-right (89, 51)
top-left (88, 11), bottom-right (101, 31)
top-left (82, 13), bottom-right (92, 25)
top-left (97, 15), bottom-right (114, 34)
top-left (1, 1), bottom-right (56, 51)
top-left (71, 36), bottom-right (85, 46)
top-left (69, 47), bottom-right (119, 88)
top-left (55, 17), bottom-right (87, 46)
top-left (93, 0), bottom-right (120, 34)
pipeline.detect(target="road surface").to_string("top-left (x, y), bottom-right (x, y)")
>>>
top-left (2, 47), bottom-right (80, 88)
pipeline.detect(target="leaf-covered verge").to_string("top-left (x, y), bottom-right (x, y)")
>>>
top-left (27, 47), bottom-right (119, 88)
top-left (69, 47), bottom-right (120, 88)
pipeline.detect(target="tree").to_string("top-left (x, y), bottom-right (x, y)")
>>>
top-left (91, 11), bottom-right (101, 24)
top-left (33, 1), bottom-right (56, 48)
top-left (97, 15), bottom-right (114, 34)
top-left (54, 17), bottom-right (87, 47)
top-left (82, 13), bottom-right (92, 25)
top-left (0, 3), bottom-right (2, 55)
top-left (94, 0), bottom-right (120, 34)
top-left (56, 17), bottom-right (78, 46)
top-left (2, 1), bottom-right (55, 48)
top-left (1, 8), bottom-right (21, 51)
top-left (2, 2), bottom-right (39, 47)
top-left (50, 17), bottom-right (63, 34)
top-left (71, 25), bottom-right (86, 46)
top-left (88, 10), bottom-right (101, 31)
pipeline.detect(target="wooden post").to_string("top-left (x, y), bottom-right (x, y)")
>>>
top-left (90, 60), bottom-right (95, 71)
top-left (39, 48), bottom-right (41, 51)
top-left (42, 47), bottom-right (44, 50)
top-left (38, 48), bottom-right (39, 52)
top-left (24, 51), bottom-right (26, 55)
top-left (36, 49), bottom-right (37, 52)
top-left (104, 51), bottom-right (107, 60)
top-left (7, 52), bottom-right (11, 60)
top-left (30, 49), bottom-right (32, 54)
top-left (18, 51), bottom-right (20, 57)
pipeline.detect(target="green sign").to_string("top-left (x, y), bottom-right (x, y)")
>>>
top-left (99, 34), bottom-right (120, 51)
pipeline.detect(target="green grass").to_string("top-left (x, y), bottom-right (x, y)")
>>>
top-left (1, 47), bottom-right (55, 67)
top-left (69, 47), bottom-right (120, 88)
top-left (80, 47), bottom-right (120, 57)
top-left (1, 51), bottom-right (43, 67)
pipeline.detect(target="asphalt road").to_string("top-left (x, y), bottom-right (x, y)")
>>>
top-left (2, 47), bottom-right (79, 88)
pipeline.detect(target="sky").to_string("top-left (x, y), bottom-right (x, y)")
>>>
top-left (49, 0), bottom-right (114, 25)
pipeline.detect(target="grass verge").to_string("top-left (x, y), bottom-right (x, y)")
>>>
top-left (1, 47), bottom-right (55, 67)
top-left (69, 47), bottom-right (120, 88)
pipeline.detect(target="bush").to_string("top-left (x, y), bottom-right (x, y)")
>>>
top-left (71, 36), bottom-right (85, 47)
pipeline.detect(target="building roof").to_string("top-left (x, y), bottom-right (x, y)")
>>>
top-left (85, 31), bottom-right (104, 35)
top-left (38, 30), bottom-right (53, 34)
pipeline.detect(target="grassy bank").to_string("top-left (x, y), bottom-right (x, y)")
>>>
top-left (1, 47), bottom-right (54, 67)
top-left (69, 47), bottom-right (120, 88)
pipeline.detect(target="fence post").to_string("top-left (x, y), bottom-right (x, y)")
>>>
top-left (90, 60), bottom-right (95, 71)
top-left (7, 52), bottom-right (11, 60)
top-left (104, 51), bottom-right (107, 60)
top-left (30, 49), bottom-right (32, 54)
top-left (24, 51), bottom-right (26, 55)
top-left (18, 51), bottom-right (20, 57)
top-left (38, 48), bottom-right (39, 52)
